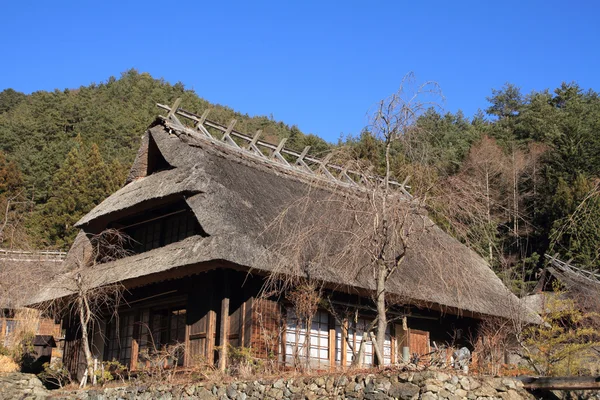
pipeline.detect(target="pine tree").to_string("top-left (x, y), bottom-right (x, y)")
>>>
top-left (34, 138), bottom-right (124, 248)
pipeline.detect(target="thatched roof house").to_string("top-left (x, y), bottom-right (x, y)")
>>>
top-left (32, 105), bottom-right (538, 374)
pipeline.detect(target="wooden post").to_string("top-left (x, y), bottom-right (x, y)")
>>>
top-left (218, 272), bottom-right (230, 371)
top-left (206, 309), bottom-right (216, 365)
top-left (341, 318), bottom-right (348, 368)
top-left (130, 312), bottom-right (140, 371)
top-left (328, 314), bottom-right (336, 370)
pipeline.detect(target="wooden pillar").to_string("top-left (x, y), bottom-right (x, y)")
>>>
top-left (341, 318), bottom-right (348, 368)
top-left (218, 271), bottom-right (230, 371)
top-left (130, 312), bottom-right (140, 371)
top-left (328, 314), bottom-right (336, 370)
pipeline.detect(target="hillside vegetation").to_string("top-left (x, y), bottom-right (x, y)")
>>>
top-left (1, 70), bottom-right (600, 293)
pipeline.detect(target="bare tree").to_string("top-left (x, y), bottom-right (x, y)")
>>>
top-left (50, 229), bottom-right (130, 386)
top-left (262, 74), bottom-right (443, 366)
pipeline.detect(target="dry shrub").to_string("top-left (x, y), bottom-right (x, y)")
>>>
top-left (11, 308), bottom-right (41, 343)
top-left (0, 355), bottom-right (19, 372)
top-left (471, 317), bottom-right (514, 376)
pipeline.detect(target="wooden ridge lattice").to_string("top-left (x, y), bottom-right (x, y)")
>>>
top-left (545, 253), bottom-right (600, 282)
top-left (0, 249), bottom-right (66, 262)
top-left (157, 99), bottom-right (411, 196)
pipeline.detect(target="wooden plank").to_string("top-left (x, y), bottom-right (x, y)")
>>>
top-left (328, 314), bottom-right (336, 370)
top-left (518, 376), bottom-right (600, 390)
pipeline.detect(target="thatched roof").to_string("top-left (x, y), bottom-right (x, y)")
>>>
top-left (0, 251), bottom-right (64, 309)
top-left (30, 117), bottom-right (539, 323)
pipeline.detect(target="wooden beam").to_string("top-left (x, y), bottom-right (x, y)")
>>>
top-left (246, 130), bottom-right (262, 151)
top-left (218, 273), bottom-right (230, 371)
top-left (319, 153), bottom-right (336, 181)
top-left (518, 376), bottom-right (600, 390)
top-left (272, 138), bottom-right (289, 166)
top-left (195, 109), bottom-right (213, 138)
top-left (167, 98), bottom-right (181, 119)
top-left (221, 119), bottom-right (238, 148)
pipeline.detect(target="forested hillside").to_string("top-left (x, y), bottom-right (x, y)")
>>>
top-left (0, 70), bottom-right (328, 248)
top-left (1, 70), bottom-right (600, 294)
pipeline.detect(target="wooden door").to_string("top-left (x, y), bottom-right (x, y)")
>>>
top-left (408, 329), bottom-right (430, 357)
top-left (187, 309), bottom-right (216, 366)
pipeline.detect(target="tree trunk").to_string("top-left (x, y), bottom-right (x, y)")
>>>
top-left (77, 296), bottom-right (94, 386)
top-left (375, 260), bottom-right (387, 365)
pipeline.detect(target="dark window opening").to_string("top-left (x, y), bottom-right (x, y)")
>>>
top-left (146, 135), bottom-right (172, 175)
top-left (109, 201), bottom-right (207, 255)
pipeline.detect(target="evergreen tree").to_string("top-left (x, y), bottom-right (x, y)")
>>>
top-left (34, 138), bottom-right (124, 248)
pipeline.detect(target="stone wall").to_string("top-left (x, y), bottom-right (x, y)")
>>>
top-left (0, 372), bottom-right (49, 400)
top-left (47, 370), bottom-right (535, 400)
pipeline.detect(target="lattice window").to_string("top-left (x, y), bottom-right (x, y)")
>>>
top-left (138, 307), bottom-right (186, 366)
top-left (335, 317), bottom-right (392, 366)
top-left (105, 313), bottom-right (135, 365)
top-left (285, 309), bottom-right (329, 367)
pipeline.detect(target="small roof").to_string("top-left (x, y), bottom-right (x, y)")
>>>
top-left (31, 117), bottom-right (539, 323)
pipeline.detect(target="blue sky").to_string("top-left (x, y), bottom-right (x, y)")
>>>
top-left (1, 1), bottom-right (598, 142)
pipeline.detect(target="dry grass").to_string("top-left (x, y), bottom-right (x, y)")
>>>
top-left (0, 355), bottom-right (19, 372)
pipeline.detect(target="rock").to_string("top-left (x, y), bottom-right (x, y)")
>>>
top-left (388, 382), bottom-right (420, 399)
top-left (471, 383), bottom-right (498, 398)
top-left (336, 376), bottom-right (349, 386)
top-left (423, 384), bottom-right (442, 393)
top-left (459, 377), bottom-right (471, 391)
top-left (502, 379), bottom-right (517, 390)
top-left (266, 388), bottom-right (283, 400)
top-left (346, 381), bottom-right (357, 393)
top-left (314, 377), bottom-right (325, 387)
top-left (467, 378), bottom-right (481, 390)
top-left (421, 392), bottom-right (438, 400)
top-left (499, 389), bottom-right (524, 400)
top-left (443, 382), bottom-right (456, 391)
top-left (435, 372), bottom-right (451, 382)
top-left (273, 379), bottom-right (285, 389)
top-left (226, 385), bottom-right (238, 399)
top-left (454, 388), bottom-right (468, 397)
top-left (438, 389), bottom-right (451, 398)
